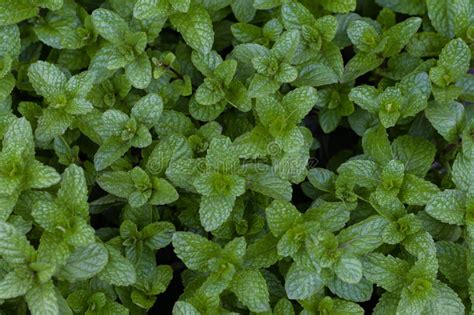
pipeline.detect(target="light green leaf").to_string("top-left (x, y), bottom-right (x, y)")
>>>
top-left (230, 269), bottom-right (270, 312)
top-left (0, 222), bottom-right (34, 264)
top-left (338, 216), bottom-right (388, 255)
top-left (199, 195), bottom-right (235, 231)
top-left (149, 177), bottom-right (179, 205)
top-left (91, 8), bottom-right (128, 44)
top-left (58, 243), bottom-right (108, 281)
top-left (266, 200), bottom-right (302, 237)
top-left (392, 135), bottom-right (436, 177)
top-left (99, 245), bottom-right (136, 286)
top-left (0, 270), bottom-right (33, 299)
top-left (94, 137), bottom-right (131, 171)
top-left (131, 93), bottom-right (163, 127)
top-left (362, 124), bottom-right (392, 165)
top-left (400, 174), bottom-right (439, 206)
top-left (231, 0), bottom-right (256, 22)
top-left (170, 6), bottom-right (214, 54)
top-left (343, 52), bottom-right (384, 83)
top-left (25, 281), bottom-right (59, 315)
top-left (27, 160), bottom-right (61, 189)
top-left (424, 281), bottom-right (464, 314)
top-left (425, 189), bottom-right (465, 225)
top-left (425, 101), bottom-right (465, 143)
top-left (0, 0), bottom-right (38, 26)
top-left (56, 164), bottom-right (88, 215)
top-left (426, 0), bottom-right (471, 38)
top-left (28, 61), bottom-right (67, 99)
top-left (335, 256), bottom-right (363, 284)
top-left (172, 232), bottom-right (221, 270)
top-left (285, 263), bottom-right (324, 300)
top-left (452, 153), bottom-right (474, 190)
top-left (375, 0), bottom-right (426, 15)
top-left (96, 170), bottom-right (134, 198)
top-left (173, 301), bottom-right (201, 315)
top-left (362, 253), bottom-right (409, 292)
top-left (349, 85), bottom-right (380, 112)
top-left (125, 53), bottom-right (152, 89)
top-left (320, 0), bottom-right (356, 13)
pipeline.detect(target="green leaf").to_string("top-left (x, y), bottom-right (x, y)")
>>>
top-left (91, 8), bottom-right (128, 44)
top-left (335, 256), bottom-right (363, 284)
top-left (35, 108), bottom-right (74, 142)
top-left (273, 298), bottom-right (295, 315)
top-left (362, 253), bottom-right (409, 292)
top-left (248, 74), bottom-right (280, 98)
top-left (400, 174), bottom-right (439, 206)
top-left (150, 178), bottom-right (179, 205)
top-left (432, 39), bottom-right (471, 85)
top-left (131, 93), bottom-right (163, 127)
top-left (243, 234), bottom-right (281, 269)
top-left (0, 24), bottom-right (21, 56)
top-left (125, 53), bottom-right (152, 89)
top-left (94, 137), bottom-right (131, 171)
top-left (27, 160), bottom-right (61, 189)
top-left (425, 190), bottom-right (465, 225)
top-left (243, 165), bottom-right (293, 201)
top-left (285, 263), bottom-right (324, 300)
top-left (0, 0), bottom-right (38, 26)
top-left (381, 17), bottom-right (422, 57)
top-left (0, 222), bottom-right (34, 264)
top-left (392, 135), bottom-right (436, 177)
top-left (349, 85), bottom-right (380, 112)
top-left (397, 287), bottom-right (429, 314)
top-left (343, 52), bottom-right (384, 83)
top-left (57, 164), bottom-right (88, 215)
top-left (307, 168), bottom-right (336, 192)
top-left (436, 241), bottom-right (468, 287)
top-left (338, 216), bottom-right (388, 255)
top-left (230, 269), bottom-right (270, 312)
top-left (25, 281), bottom-right (59, 315)
top-left (28, 61), bottom-right (67, 99)
top-left (320, 0), bottom-right (356, 13)
top-left (58, 243), bottom-right (108, 281)
top-left (170, 6), bottom-right (214, 54)
top-left (424, 281), bottom-right (464, 314)
top-left (452, 153), bottom-right (474, 190)
top-left (143, 221), bottom-right (175, 250)
top-left (272, 30), bottom-right (300, 62)
top-left (282, 86), bottom-right (318, 124)
top-left (0, 270), bottom-right (33, 299)
top-left (266, 200), bottom-right (302, 237)
top-left (195, 79), bottom-right (225, 105)
top-left (426, 0), bottom-right (471, 38)
top-left (327, 277), bottom-right (373, 302)
top-left (231, 0), bottom-right (256, 22)
top-left (199, 195), bottom-right (235, 231)
top-left (97, 170), bottom-right (134, 198)
top-left (375, 0), bottom-right (426, 15)
top-left (337, 160), bottom-right (380, 189)
top-left (173, 301), bottom-right (201, 315)
top-left (362, 124), bottom-right (392, 165)
top-left (99, 245), bottom-right (136, 286)
top-left (347, 20), bottom-right (380, 52)
top-left (172, 232), bottom-right (221, 270)
top-left (425, 101), bottom-right (465, 143)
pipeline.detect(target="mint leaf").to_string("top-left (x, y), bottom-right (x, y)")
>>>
top-left (230, 269), bottom-right (270, 312)
top-left (25, 282), bottom-right (59, 315)
top-left (425, 190), bottom-right (465, 225)
top-left (170, 6), bottom-right (214, 54)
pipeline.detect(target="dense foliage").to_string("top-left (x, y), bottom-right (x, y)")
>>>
top-left (0, 0), bottom-right (473, 314)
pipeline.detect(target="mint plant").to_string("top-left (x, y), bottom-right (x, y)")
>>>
top-left (0, 0), bottom-right (473, 314)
